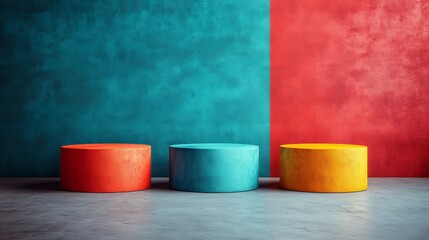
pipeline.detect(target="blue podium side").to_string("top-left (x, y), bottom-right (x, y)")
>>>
top-left (169, 143), bottom-right (259, 192)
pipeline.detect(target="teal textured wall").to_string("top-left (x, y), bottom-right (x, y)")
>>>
top-left (0, 0), bottom-right (270, 177)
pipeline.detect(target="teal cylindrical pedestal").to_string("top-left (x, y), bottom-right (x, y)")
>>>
top-left (169, 143), bottom-right (259, 193)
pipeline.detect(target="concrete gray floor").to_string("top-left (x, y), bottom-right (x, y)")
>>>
top-left (0, 178), bottom-right (428, 240)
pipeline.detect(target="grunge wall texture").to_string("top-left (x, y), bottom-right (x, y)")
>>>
top-left (1, 0), bottom-right (428, 177)
top-left (0, 0), bottom-right (270, 177)
top-left (271, 0), bottom-right (429, 177)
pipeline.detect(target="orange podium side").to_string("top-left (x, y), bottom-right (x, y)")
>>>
top-left (280, 143), bottom-right (367, 193)
top-left (61, 144), bottom-right (151, 192)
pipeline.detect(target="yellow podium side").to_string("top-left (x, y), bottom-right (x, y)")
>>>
top-left (280, 144), bottom-right (367, 193)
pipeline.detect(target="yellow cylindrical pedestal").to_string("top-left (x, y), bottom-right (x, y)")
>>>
top-left (280, 143), bottom-right (367, 193)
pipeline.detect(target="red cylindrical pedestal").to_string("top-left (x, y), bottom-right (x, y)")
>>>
top-left (61, 144), bottom-right (151, 192)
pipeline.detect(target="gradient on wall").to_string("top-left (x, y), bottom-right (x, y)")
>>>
top-left (0, 0), bottom-right (270, 177)
top-left (270, 0), bottom-right (429, 177)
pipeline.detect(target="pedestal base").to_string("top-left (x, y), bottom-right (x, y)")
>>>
top-left (280, 143), bottom-right (367, 193)
top-left (169, 143), bottom-right (259, 192)
top-left (61, 143), bottom-right (151, 192)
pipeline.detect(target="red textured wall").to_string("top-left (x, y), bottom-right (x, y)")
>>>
top-left (270, 0), bottom-right (429, 177)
